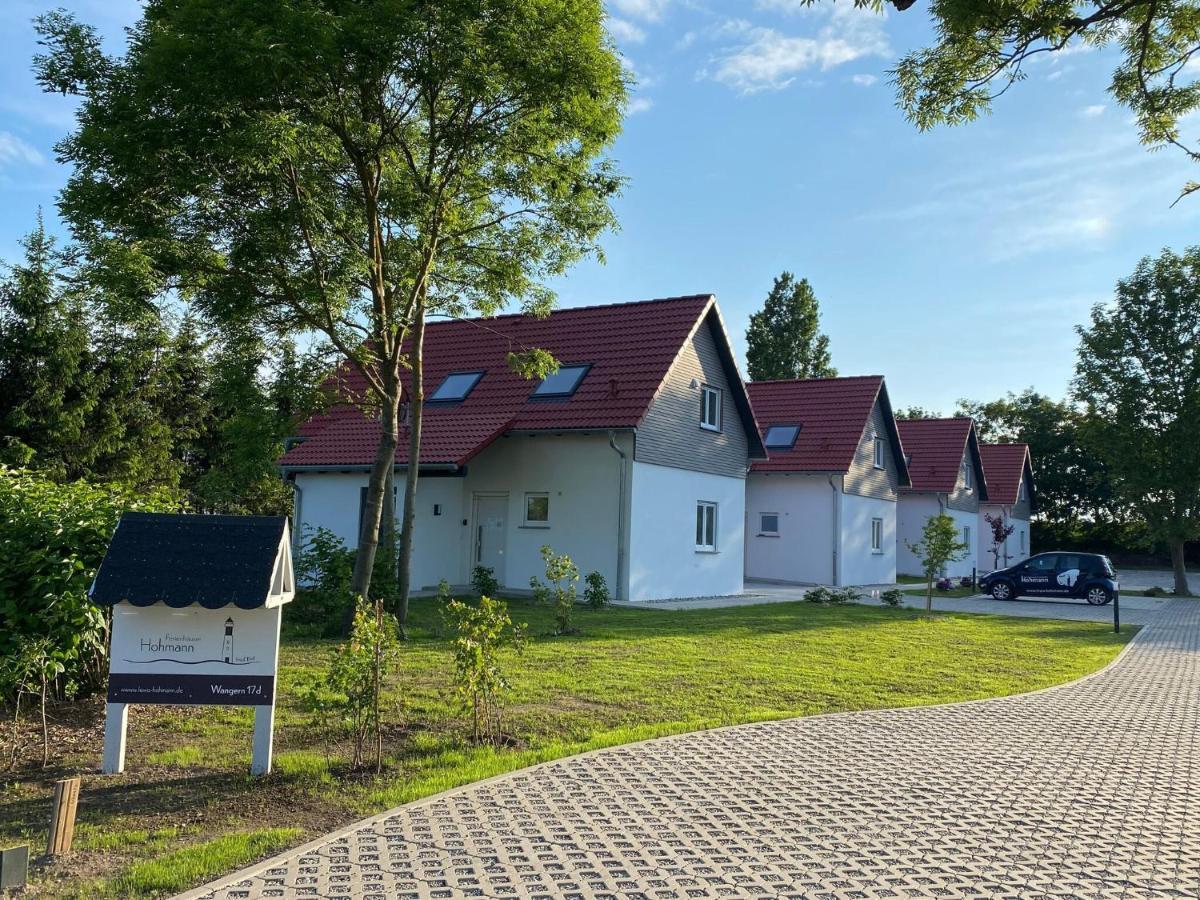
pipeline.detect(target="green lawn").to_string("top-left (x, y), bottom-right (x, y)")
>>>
top-left (2, 596), bottom-right (1131, 898)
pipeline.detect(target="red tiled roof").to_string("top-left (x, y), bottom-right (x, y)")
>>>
top-left (979, 443), bottom-right (1032, 506)
top-left (896, 417), bottom-right (986, 496)
top-left (747, 376), bottom-right (903, 476)
top-left (280, 294), bottom-right (760, 468)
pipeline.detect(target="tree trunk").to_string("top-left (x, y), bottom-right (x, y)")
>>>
top-left (1170, 539), bottom-right (1190, 596)
top-left (373, 597), bottom-right (383, 774)
top-left (40, 679), bottom-right (48, 768)
top-left (396, 304), bottom-right (426, 627)
top-left (9, 693), bottom-right (20, 770)
top-left (350, 384), bottom-right (401, 608)
top-left (925, 574), bottom-right (933, 614)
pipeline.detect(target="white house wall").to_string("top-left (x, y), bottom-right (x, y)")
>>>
top-left (898, 496), bottom-right (979, 578)
top-left (840, 492), bottom-right (897, 586)
top-left (628, 460), bottom-right (745, 600)
top-left (978, 504), bottom-right (1030, 572)
top-left (744, 474), bottom-right (835, 585)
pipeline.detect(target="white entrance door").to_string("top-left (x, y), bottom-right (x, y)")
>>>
top-left (473, 495), bottom-right (508, 584)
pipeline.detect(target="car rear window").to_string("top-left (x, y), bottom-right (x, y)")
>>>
top-left (1100, 556), bottom-right (1116, 576)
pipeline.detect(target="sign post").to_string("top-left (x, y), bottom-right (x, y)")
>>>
top-left (91, 513), bottom-right (294, 777)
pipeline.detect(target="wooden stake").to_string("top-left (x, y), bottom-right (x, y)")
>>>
top-left (46, 777), bottom-right (80, 856)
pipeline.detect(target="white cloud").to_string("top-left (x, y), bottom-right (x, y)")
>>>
top-left (608, 16), bottom-right (646, 44)
top-left (676, 30), bottom-right (697, 50)
top-left (706, 5), bottom-right (890, 93)
top-left (851, 73), bottom-right (878, 87)
top-left (628, 96), bottom-right (654, 115)
top-left (609, 0), bottom-right (669, 22)
top-left (0, 132), bottom-right (45, 168)
top-left (1079, 104), bottom-right (1106, 118)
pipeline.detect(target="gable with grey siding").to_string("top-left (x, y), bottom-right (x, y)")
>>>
top-left (945, 449), bottom-right (981, 512)
top-left (1010, 471), bottom-right (1033, 519)
top-left (636, 313), bottom-right (749, 478)
top-left (844, 400), bottom-right (899, 500)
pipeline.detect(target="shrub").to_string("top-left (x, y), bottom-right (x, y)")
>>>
top-left (584, 571), bottom-right (610, 609)
top-left (442, 593), bottom-right (527, 744)
top-left (471, 565), bottom-right (500, 597)
top-left (1145, 585), bottom-right (1167, 597)
top-left (292, 526), bottom-right (354, 634)
top-left (0, 467), bottom-right (180, 698)
top-left (831, 586), bottom-right (862, 604)
top-left (529, 546), bottom-right (580, 634)
top-left (936, 576), bottom-right (953, 592)
top-left (321, 597), bottom-right (401, 771)
top-left (804, 586), bottom-right (834, 604)
top-left (2, 638), bottom-right (64, 769)
top-left (880, 588), bottom-right (905, 608)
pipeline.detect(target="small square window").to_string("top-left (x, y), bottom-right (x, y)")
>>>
top-left (759, 513), bottom-right (779, 536)
top-left (764, 425), bottom-right (800, 449)
top-left (429, 371), bottom-right (484, 403)
top-left (871, 517), bottom-right (884, 553)
top-left (433, 504), bottom-right (442, 516)
top-left (700, 385), bottom-right (722, 431)
top-left (524, 493), bottom-right (549, 526)
top-left (695, 501), bottom-right (717, 551)
top-left (532, 364), bottom-right (589, 398)
top-left (873, 434), bottom-right (885, 469)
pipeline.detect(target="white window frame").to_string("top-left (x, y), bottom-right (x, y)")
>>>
top-left (1020, 529), bottom-right (1026, 553)
top-left (759, 512), bottom-right (779, 537)
top-left (873, 433), bottom-right (885, 469)
top-left (523, 492), bottom-right (550, 527)
top-left (700, 385), bottom-right (722, 432)
top-left (963, 525), bottom-right (971, 549)
top-left (871, 517), bottom-right (884, 554)
top-left (1018, 478), bottom-right (1027, 501)
top-left (963, 460), bottom-right (972, 490)
top-left (696, 501), bottom-right (718, 552)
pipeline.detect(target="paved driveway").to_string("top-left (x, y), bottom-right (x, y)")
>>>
top-left (185, 600), bottom-right (1199, 900)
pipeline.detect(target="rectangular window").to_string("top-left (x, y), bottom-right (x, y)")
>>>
top-left (429, 371), bottom-right (484, 403)
top-left (523, 492), bottom-right (550, 526)
top-left (764, 424), bottom-right (800, 449)
top-left (1020, 530), bottom-right (1026, 553)
top-left (1018, 478), bottom-right (1027, 501)
top-left (700, 385), bottom-right (721, 431)
top-left (871, 517), bottom-right (883, 553)
top-left (759, 512), bottom-right (779, 536)
top-left (873, 434), bottom-right (885, 469)
top-left (532, 364), bottom-right (590, 398)
top-left (963, 460), bottom-right (972, 490)
top-left (695, 501), bottom-right (717, 551)
top-left (963, 525), bottom-right (971, 549)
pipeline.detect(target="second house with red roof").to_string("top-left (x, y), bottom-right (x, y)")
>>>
top-left (280, 295), bottom-right (767, 603)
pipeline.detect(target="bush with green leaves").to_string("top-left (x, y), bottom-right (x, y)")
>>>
top-left (471, 565), bottom-right (500, 597)
top-left (880, 588), bottom-right (905, 608)
top-left (0, 467), bottom-right (180, 698)
top-left (2, 637), bottom-right (64, 769)
top-left (293, 526), bottom-right (355, 634)
top-left (442, 593), bottom-right (527, 745)
top-left (584, 571), bottom-right (610, 609)
top-left (319, 597), bottom-right (401, 771)
top-left (530, 545), bottom-right (580, 635)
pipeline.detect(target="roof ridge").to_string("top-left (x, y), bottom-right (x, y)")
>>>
top-left (425, 294), bottom-right (714, 329)
top-left (749, 374), bottom-right (883, 386)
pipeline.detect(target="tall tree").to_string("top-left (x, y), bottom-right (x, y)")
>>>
top-left (895, 405), bottom-right (941, 420)
top-left (745, 272), bottom-right (836, 382)
top-left (884, 0), bottom-right (1200, 198)
top-left (37, 0), bottom-right (625, 609)
top-left (0, 215), bottom-right (96, 477)
top-left (1073, 246), bottom-right (1200, 595)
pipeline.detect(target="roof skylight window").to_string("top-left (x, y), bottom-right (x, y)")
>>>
top-left (763, 424), bottom-right (801, 449)
top-left (531, 364), bottom-right (590, 398)
top-left (428, 371), bottom-right (484, 403)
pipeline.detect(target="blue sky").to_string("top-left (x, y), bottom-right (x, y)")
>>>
top-left (2, 0), bottom-right (1197, 412)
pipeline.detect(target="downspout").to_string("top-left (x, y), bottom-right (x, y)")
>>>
top-left (828, 475), bottom-right (841, 586)
top-left (608, 431), bottom-right (628, 601)
top-left (286, 473), bottom-right (303, 557)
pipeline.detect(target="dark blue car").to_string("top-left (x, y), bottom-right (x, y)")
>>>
top-left (980, 552), bottom-right (1119, 606)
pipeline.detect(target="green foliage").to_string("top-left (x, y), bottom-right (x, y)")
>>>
top-left (745, 271), bottom-right (836, 381)
top-left (583, 571), bottom-right (610, 609)
top-left (1074, 245), bottom-right (1200, 595)
top-left (293, 527), bottom-right (355, 635)
top-left (471, 565), bottom-right (500, 598)
top-left (889, 0), bottom-right (1200, 198)
top-left (2, 637), bottom-right (64, 768)
top-left (907, 513), bottom-right (969, 613)
top-left (0, 467), bottom-right (180, 697)
top-left (805, 586), bottom-right (860, 605)
top-left (442, 593), bottom-right (527, 744)
top-left (880, 588), bottom-right (905, 608)
top-left (530, 546), bottom-right (580, 635)
top-left (895, 405), bottom-right (941, 420)
top-left (320, 597), bottom-right (401, 770)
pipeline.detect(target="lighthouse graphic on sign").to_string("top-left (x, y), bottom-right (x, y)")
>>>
top-left (222, 617), bottom-right (234, 663)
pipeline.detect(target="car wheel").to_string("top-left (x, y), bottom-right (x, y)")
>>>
top-left (991, 581), bottom-right (1013, 601)
top-left (1086, 586), bottom-right (1112, 606)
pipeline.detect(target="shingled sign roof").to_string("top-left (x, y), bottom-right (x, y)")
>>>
top-left (897, 417), bottom-right (989, 500)
top-left (979, 442), bottom-right (1035, 508)
top-left (280, 295), bottom-right (766, 468)
top-left (89, 513), bottom-right (291, 610)
top-left (746, 376), bottom-right (910, 484)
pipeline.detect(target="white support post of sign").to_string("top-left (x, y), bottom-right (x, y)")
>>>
top-left (251, 705), bottom-right (275, 775)
top-left (101, 703), bottom-right (128, 774)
